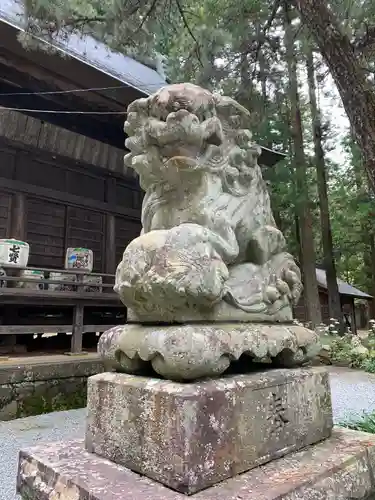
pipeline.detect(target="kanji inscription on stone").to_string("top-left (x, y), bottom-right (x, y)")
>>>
top-left (267, 392), bottom-right (289, 435)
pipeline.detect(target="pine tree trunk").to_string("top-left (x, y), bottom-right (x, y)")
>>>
top-left (305, 46), bottom-right (343, 330)
top-left (284, 2), bottom-right (322, 327)
top-left (369, 234), bottom-right (375, 319)
top-left (365, 177), bottom-right (375, 319)
top-left (293, 0), bottom-right (375, 194)
top-left (350, 139), bottom-right (375, 319)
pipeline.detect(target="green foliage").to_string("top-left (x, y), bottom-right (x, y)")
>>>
top-left (328, 136), bottom-right (375, 293)
top-left (15, 382), bottom-right (87, 418)
top-left (324, 330), bottom-right (375, 372)
top-left (329, 335), bottom-right (369, 368)
top-left (330, 335), bottom-right (353, 365)
top-left (361, 356), bottom-right (375, 373)
top-left (340, 411), bottom-right (375, 434)
top-left (21, 0), bottom-right (167, 60)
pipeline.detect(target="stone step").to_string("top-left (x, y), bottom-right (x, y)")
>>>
top-left (17, 428), bottom-right (375, 499)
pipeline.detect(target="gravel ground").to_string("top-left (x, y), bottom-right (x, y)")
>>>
top-left (329, 367), bottom-right (375, 422)
top-left (0, 408), bottom-right (86, 500)
top-left (2, 367), bottom-right (375, 500)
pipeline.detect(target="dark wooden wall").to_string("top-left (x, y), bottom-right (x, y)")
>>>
top-left (293, 290), bottom-right (330, 325)
top-left (294, 290), bottom-right (358, 332)
top-left (0, 108), bottom-right (130, 176)
top-left (0, 137), bottom-right (142, 272)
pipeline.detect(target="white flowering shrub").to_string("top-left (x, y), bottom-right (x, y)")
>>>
top-left (366, 319), bottom-right (375, 352)
top-left (292, 319), bottom-right (303, 326)
top-left (293, 318), bottom-right (353, 336)
top-left (327, 318), bottom-right (340, 335)
top-left (292, 319), bottom-right (319, 331)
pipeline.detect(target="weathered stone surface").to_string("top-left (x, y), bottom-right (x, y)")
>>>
top-left (99, 323), bottom-right (320, 380)
top-left (0, 356), bottom-right (104, 420)
top-left (115, 83), bottom-right (303, 324)
top-left (17, 428), bottom-right (375, 499)
top-left (85, 368), bottom-right (332, 493)
top-left (0, 356), bottom-right (103, 386)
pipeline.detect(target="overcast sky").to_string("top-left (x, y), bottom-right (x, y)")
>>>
top-left (316, 73), bottom-right (350, 166)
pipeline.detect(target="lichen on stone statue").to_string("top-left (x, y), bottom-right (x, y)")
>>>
top-left (98, 83), bottom-right (318, 380)
top-left (115, 83), bottom-right (302, 323)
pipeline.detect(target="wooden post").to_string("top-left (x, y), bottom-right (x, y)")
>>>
top-left (71, 274), bottom-right (84, 354)
top-left (105, 214), bottom-right (116, 275)
top-left (105, 176), bottom-right (117, 290)
top-left (350, 298), bottom-right (357, 335)
top-left (8, 192), bottom-right (27, 289)
top-left (10, 192), bottom-right (26, 241)
top-left (4, 192), bottom-right (27, 349)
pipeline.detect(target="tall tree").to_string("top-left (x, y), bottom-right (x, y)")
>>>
top-left (346, 136), bottom-right (375, 317)
top-left (293, 0), bottom-right (375, 194)
top-left (284, 3), bottom-right (322, 327)
top-left (21, 0), bottom-right (375, 195)
top-left (305, 44), bottom-right (342, 327)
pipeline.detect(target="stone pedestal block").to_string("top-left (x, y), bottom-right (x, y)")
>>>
top-left (85, 368), bottom-right (332, 494)
top-left (17, 429), bottom-right (375, 499)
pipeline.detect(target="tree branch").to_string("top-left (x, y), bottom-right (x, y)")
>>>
top-left (175, 0), bottom-right (203, 66)
top-left (251, 0), bottom-right (281, 79)
top-left (353, 25), bottom-right (375, 56)
top-left (254, 0), bottom-right (280, 62)
top-left (64, 16), bottom-right (107, 29)
top-left (25, 14), bottom-right (107, 35)
top-left (138, 0), bottom-right (159, 31)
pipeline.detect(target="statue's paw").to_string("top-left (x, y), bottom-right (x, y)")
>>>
top-left (263, 254), bottom-right (302, 307)
top-left (282, 266), bottom-right (303, 305)
top-left (275, 278), bottom-right (291, 297)
top-left (115, 223), bottom-right (230, 319)
top-left (265, 286), bottom-right (281, 303)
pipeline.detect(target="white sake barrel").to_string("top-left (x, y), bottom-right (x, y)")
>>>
top-left (65, 248), bottom-right (93, 273)
top-left (0, 239), bottom-right (29, 268)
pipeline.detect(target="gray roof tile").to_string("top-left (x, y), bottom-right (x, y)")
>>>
top-left (316, 268), bottom-right (372, 299)
top-left (0, 0), bottom-right (166, 95)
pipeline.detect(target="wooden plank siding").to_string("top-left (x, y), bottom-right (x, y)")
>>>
top-left (293, 289), bottom-right (360, 334)
top-left (0, 190), bottom-right (11, 238)
top-left (66, 207), bottom-right (105, 272)
top-left (0, 108), bottom-right (130, 176)
top-left (115, 215), bottom-right (141, 265)
top-left (293, 290), bottom-right (330, 325)
top-left (0, 135), bottom-right (142, 273)
top-left (26, 198), bottom-right (66, 268)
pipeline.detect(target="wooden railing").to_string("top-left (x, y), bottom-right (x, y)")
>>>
top-left (0, 266), bottom-right (123, 354)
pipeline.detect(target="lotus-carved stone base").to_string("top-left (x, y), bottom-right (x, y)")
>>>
top-left (98, 322), bottom-right (320, 381)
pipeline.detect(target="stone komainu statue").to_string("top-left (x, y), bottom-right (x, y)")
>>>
top-left (115, 83), bottom-right (303, 323)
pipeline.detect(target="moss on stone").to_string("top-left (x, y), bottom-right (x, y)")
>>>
top-left (0, 358), bottom-right (103, 420)
top-left (15, 379), bottom-right (87, 419)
